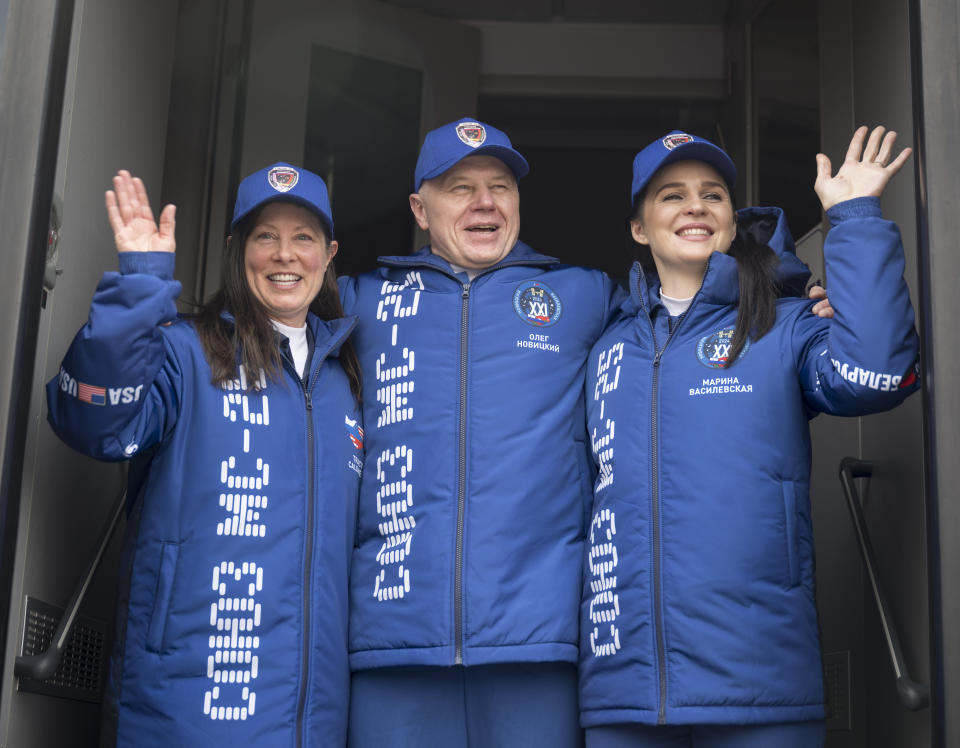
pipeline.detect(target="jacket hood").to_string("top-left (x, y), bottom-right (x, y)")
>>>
top-left (306, 314), bottom-right (358, 358)
top-left (627, 205), bottom-right (811, 313)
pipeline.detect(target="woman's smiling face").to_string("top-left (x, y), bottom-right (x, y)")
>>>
top-left (631, 160), bottom-right (736, 285)
top-left (244, 201), bottom-right (337, 327)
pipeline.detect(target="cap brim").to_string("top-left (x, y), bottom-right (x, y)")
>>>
top-left (418, 144), bottom-right (530, 186)
top-left (631, 140), bottom-right (737, 204)
top-left (658, 143), bottom-right (736, 189)
top-left (231, 195), bottom-right (334, 239)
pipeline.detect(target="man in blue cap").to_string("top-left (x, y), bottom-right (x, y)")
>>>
top-left (340, 120), bottom-right (831, 746)
top-left (339, 118), bottom-right (623, 747)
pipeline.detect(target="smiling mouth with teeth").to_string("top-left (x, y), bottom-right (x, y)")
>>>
top-left (268, 273), bottom-right (301, 283)
top-left (677, 228), bottom-right (711, 237)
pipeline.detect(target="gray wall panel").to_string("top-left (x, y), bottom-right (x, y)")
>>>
top-left (815, 3), bottom-right (864, 746)
top-left (849, 1), bottom-right (929, 747)
top-left (816, 0), bottom-right (929, 746)
top-left (915, 0), bottom-right (960, 744)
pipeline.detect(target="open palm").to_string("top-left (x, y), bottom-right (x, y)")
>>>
top-left (105, 170), bottom-right (176, 254)
top-left (814, 126), bottom-right (912, 212)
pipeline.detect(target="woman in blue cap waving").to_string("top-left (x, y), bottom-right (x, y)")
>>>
top-left (579, 126), bottom-right (919, 747)
top-left (47, 166), bottom-right (361, 746)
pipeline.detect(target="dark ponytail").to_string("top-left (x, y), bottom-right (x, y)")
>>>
top-left (724, 225), bottom-right (779, 367)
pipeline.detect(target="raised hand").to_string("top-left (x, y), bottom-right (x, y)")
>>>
top-left (105, 170), bottom-right (176, 254)
top-left (814, 126), bottom-right (912, 212)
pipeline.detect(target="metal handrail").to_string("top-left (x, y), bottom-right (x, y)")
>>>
top-left (838, 457), bottom-right (929, 710)
top-left (14, 470), bottom-right (127, 682)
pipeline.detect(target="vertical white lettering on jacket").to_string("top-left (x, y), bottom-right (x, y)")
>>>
top-left (375, 274), bottom-right (421, 427)
top-left (205, 366), bottom-right (269, 721)
top-left (588, 343), bottom-right (623, 657)
top-left (204, 561), bottom-right (263, 721)
top-left (588, 508), bottom-right (621, 657)
top-left (373, 445), bottom-right (414, 600)
top-left (373, 273), bottom-right (422, 601)
top-left (592, 342), bottom-right (623, 491)
top-left (218, 367), bottom-right (270, 537)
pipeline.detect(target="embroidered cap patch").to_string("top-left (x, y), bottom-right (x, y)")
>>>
top-left (268, 165), bottom-right (299, 192)
top-left (456, 122), bottom-right (486, 148)
top-left (663, 133), bottom-right (694, 150)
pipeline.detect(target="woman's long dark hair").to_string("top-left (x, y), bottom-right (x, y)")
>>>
top-left (629, 188), bottom-right (779, 369)
top-left (193, 205), bottom-right (362, 400)
top-left (724, 224), bottom-right (779, 367)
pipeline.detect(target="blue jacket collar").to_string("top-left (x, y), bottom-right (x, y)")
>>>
top-left (217, 310), bottom-right (357, 359)
top-left (306, 314), bottom-right (357, 359)
top-left (377, 241), bottom-right (559, 277)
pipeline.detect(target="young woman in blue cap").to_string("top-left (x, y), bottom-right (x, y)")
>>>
top-left (47, 165), bottom-right (361, 746)
top-left (579, 126), bottom-right (919, 747)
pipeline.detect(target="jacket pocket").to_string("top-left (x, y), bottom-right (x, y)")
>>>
top-left (146, 541), bottom-right (179, 653)
top-left (781, 481), bottom-right (800, 588)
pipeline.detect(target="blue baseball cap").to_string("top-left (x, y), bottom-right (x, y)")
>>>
top-left (414, 118), bottom-right (530, 190)
top-left (630, 131), bottom-right (737, 204)
top-left (231, 162), bottom-right (334, 238)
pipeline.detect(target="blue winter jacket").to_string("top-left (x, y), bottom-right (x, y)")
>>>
top-left (46, 252), bottom-right (362, 747)
top-left (339, 242), bottom-right (623, 669)
top-left (580, 199), bottom-right (919, 727)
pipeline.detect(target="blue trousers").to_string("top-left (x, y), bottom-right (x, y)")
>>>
top-left (586, 721), bottom-right (826, 748)
top-left (348, 662), bottom-right (583, 748)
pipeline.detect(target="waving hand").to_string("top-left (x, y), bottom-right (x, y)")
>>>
top-left (105, 170), bottom-right (176, 254)
top-left (814, 126), bottom-right (912, 211)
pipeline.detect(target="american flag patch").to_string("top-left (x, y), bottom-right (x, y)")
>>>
top-left (78, 382), bottom-right (106, 406)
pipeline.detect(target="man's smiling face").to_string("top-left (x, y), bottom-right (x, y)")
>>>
top-left (409, 155), bottom-right (520, 270)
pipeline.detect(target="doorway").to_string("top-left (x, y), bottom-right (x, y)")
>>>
top-left (1, 2), bottom-right (935, 747)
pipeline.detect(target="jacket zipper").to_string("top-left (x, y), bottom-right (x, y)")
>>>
top-left (295, 379), bottom-right (314, 748)
top-left (454, 282), bottom-right (471, 664)
top-left (282, 327), bottom-right (350, 748)
top-left (377, 258), bottom-right (550, 665)
top-left (650, 348), bottom-right (668, 724)
top-left (640, 280), bottom-right (692, 726)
